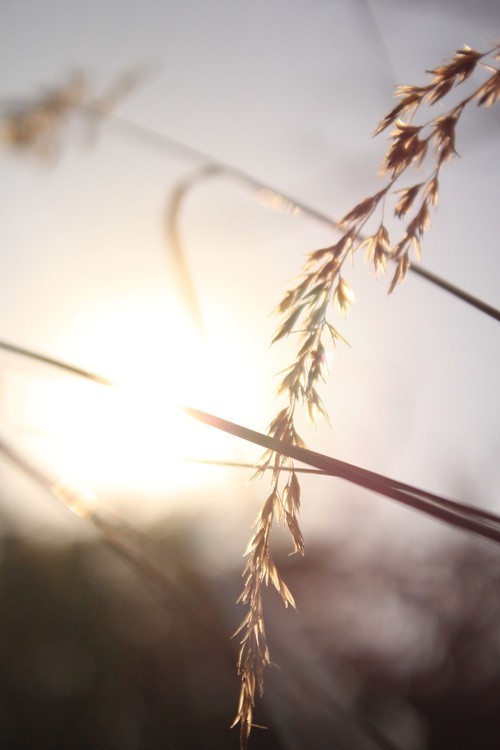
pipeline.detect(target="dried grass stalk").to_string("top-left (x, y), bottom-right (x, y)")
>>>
top-left (234, 42), bottom-right (500, 748)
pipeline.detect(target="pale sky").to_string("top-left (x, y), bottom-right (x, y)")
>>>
top-left (0, 0), bottom-right (498, 550)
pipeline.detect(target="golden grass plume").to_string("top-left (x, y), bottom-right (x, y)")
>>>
top-left (233, 41), bottom-right (500, 748)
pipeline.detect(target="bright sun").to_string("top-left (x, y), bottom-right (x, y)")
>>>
top-left (7, 291), bottom-right (255, 508)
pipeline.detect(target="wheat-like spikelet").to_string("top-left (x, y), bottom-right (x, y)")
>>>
top-left (233, 42), bottom-right (500, 748)
top-left (0, 72), bottom-right (87, 160)
top-left (0, 70), bottom-right (145, 161)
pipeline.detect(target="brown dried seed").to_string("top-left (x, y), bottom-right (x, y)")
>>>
top-left (388, 252), bottom-right (411, 294)
top-left (476, 70), bottom-right (500, 107)
top-left (394, 184), bottom-right (423, 218)
top-left (423, 176), bottom-right (439, 208)
top-left (432, 114), bottom-right (458, 150)
top-left (428, 45), bottom-right (482, 85)
top-left (407, 201), bottom-right (431, 238)
top-left (339, 192), bottom-right (384, 226)
top-left (333, 276), bottom-right (355, 314)
top-left (382, 122), bottom-right (428, 176)
top-left (426, 77), bottom-right (455, 104)
top-left (394, 83), bottom-right (433, 99)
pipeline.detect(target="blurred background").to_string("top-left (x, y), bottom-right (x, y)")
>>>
top-left (0, 1), bottom-right (499, 748)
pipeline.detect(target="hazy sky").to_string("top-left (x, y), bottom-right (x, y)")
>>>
top-left (0, 1), bottom-right (498, 547)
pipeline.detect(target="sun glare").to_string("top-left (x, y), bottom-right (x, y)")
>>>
top-left (8, 292), bottom-right (256, 508)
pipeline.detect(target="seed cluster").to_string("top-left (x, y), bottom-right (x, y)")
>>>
top-left (0, 70), bottom-right (144, 161)
top-left (234, 43), bottom-right (500, 748)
